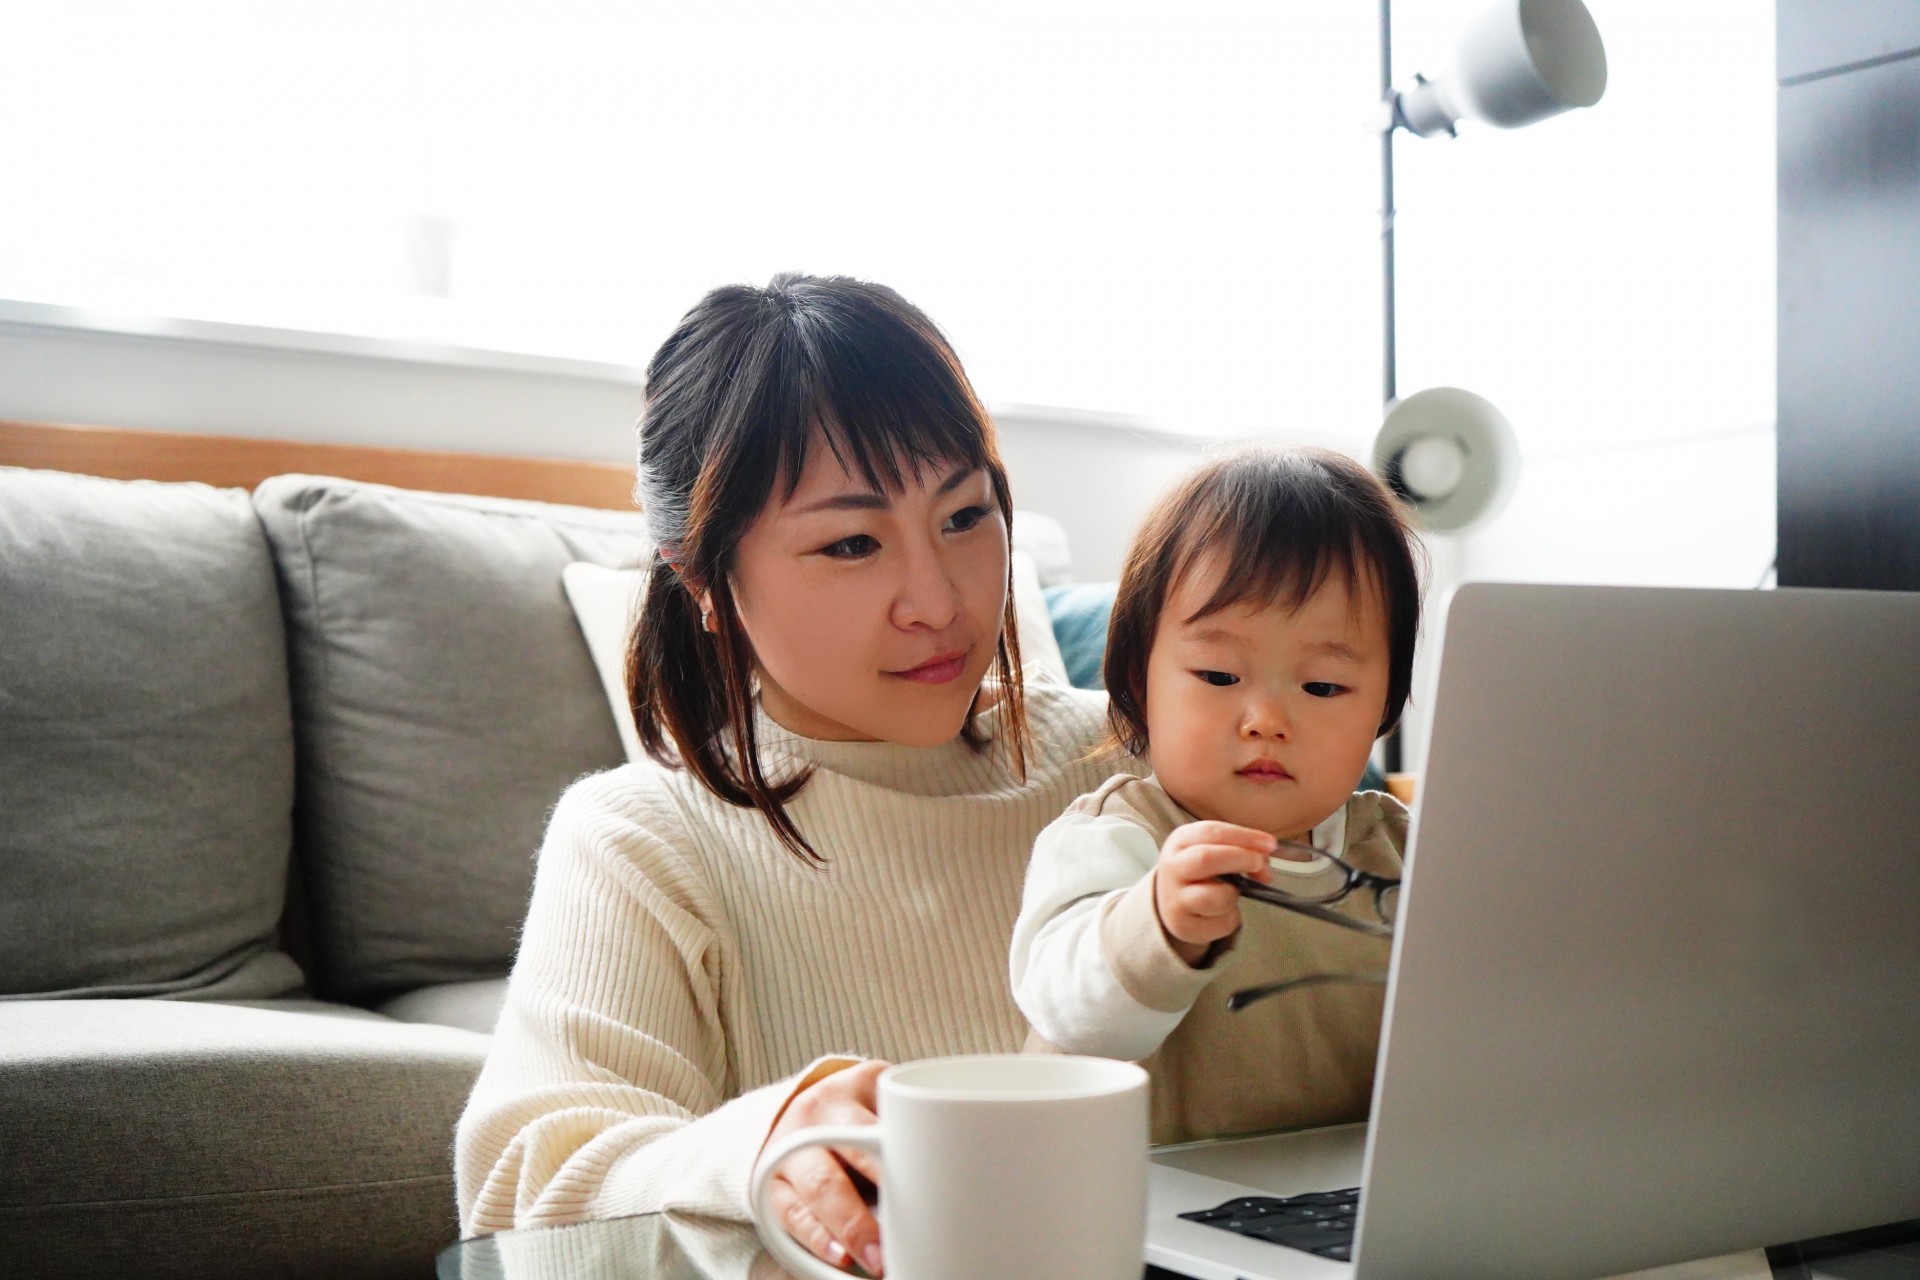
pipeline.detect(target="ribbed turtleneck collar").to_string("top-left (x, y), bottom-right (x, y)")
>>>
top-left (752, 691), bottom-right (1028, 799)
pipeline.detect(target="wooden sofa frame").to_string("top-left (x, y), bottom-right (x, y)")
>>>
top-left (0, 418), bottom-right (636, 511)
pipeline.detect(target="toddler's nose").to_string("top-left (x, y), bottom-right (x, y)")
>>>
top-left (1239, 698), bottom-right (1292, 740)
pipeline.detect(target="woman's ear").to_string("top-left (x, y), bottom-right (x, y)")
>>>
top-left (662, 550), bottom-right (719, 635)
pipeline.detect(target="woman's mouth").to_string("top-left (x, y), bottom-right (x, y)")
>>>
top-left (1236, 759), bottom-right (1295, 782)
top-left (889, 650), bottom-right (969, 685)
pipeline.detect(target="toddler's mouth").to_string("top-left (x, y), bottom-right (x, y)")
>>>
top-left (1236, 758), bottom-right (1294, 782)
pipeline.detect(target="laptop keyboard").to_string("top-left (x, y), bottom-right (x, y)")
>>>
top-left (1178, 1188), bottom-right (1362, 1263)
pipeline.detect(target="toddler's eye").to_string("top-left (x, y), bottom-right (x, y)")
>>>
top-left (819, 534), bottom-right (881, 560)
top-left (1196, 670), bottom-right (1240, 687)
top-left (1302, 681), bottom-right (1342, 698)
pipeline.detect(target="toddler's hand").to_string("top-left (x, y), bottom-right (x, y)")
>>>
top-left (1155, 821), bottom-right (1281, 965)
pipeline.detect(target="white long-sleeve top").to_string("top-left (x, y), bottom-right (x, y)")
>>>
top-left (1010, 774), bottom-right (1406, 1145)
top-left (455, 680), bottom-right (1130, 1236)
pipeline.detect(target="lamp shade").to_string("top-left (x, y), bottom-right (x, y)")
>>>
top-left (1373, 387), bottom-right (1519, 533)
top-left (1396, 0), bottom-right (1607, 138)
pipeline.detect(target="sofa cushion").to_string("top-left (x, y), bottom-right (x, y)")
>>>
top-left (1043, 581), bottom-right (1118, 691)
top-left (0, 468), bottom-right (301, 1001)
top-left (253, 476), bottom-right (649, 1003)
top-left (0, 998), bottom-right (490, 1280)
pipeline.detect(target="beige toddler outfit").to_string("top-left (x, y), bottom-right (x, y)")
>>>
top-left (1010, 773), bottom-right (1407, 1146)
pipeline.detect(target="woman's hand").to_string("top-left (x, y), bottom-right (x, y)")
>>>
top-left (762, 1059), bottom-right (891, 1276)
top-left (1154, 820), bottom-right (1281, 965)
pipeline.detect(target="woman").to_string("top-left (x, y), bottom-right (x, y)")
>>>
top-left (455, 274), bottom-right (1129, 1276)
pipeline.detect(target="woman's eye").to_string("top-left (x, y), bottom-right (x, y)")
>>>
top-left (818, 534), bottom-right (880, 560)
top-left (1196, 670), bottom-right (1240, 687)
top-left (1302, 681), bottom-right (1343, 698)
top-left (944, 505), bottom-right (991, 534)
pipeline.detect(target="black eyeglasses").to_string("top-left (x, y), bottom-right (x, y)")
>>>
top-left (1221, 840), bottom-right (1400, 1012)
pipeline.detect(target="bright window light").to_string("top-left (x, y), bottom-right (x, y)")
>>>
top-left (0, 1), bottom-right (1770, 450)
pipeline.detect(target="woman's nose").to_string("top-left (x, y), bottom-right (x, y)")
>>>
top-left (890, 539), bottom-right (962, 631)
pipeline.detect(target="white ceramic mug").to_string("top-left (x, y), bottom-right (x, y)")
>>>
top-left (750, 1054), bottom-right (1149, 1280)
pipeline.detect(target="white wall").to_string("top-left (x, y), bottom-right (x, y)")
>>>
top-left (1388, 426), bottom-right (1778, 772)
top-left (991, 407), bottom-right (1215, 582)
top-left (0, 309), bottom-right (1205, 583)
top-left (1461, 428), bottom-right (1776, 590)
top-left (1, 307), bottom-right (1776, 620)
top-left (0, 304), bottom-right (643, 463)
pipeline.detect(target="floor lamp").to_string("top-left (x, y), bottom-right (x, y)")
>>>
top-left (1371, 0), bottom-right (1608, 772)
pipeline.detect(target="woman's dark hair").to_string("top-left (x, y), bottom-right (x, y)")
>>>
top-left (1103, 446), bottom-right (1424, 757)
top-left (627, 273), bottom-right (1026, 864)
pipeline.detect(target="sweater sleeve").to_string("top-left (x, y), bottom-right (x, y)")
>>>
top-left (1010, 812), bottom-right (1216, 1062)
top-left (455, 777), bottom-right (856, 1236)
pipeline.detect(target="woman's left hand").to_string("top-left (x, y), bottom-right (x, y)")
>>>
top-left (762, 1058), bottom-right (892, 1276)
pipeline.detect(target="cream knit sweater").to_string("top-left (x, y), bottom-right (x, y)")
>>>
top-left (454, 680), bottom-right (1126, 1236)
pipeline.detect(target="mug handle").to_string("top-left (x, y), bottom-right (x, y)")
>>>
top-left (750, 1124), bottom-right (885, 1280)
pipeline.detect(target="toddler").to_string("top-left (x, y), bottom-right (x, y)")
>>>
top-left (1010, 447), bottom-right (1422, 1146)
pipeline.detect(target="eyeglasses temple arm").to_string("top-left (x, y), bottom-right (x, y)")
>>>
top-left (1222, 874), bottom-right (1396, 939)
top-left (1226, 971), bottom-right (1388, 1012)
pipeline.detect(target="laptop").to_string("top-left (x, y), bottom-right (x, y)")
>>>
top-left (1141, 584), bottom-right (1920, 1280)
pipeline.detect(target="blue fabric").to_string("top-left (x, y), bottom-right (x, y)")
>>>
top-left (1043, 580), bottom-right (1391, 797)
top-left (1044, 582), bottom-right (1117, 690)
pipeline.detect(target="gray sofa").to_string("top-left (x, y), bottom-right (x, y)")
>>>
top-left (0, 466), bottom-right (651, 1279)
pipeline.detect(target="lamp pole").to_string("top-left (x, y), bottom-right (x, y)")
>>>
top-left (1380, 0), bottom-right (1397, 412)
top-left (1370, 0), bottom-right (1607, 777)
top-left (1379, 0), bottom-right (1405, 776)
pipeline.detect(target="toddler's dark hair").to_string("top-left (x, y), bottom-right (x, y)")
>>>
top-left (1104, 446), bottom-right (1424, 756)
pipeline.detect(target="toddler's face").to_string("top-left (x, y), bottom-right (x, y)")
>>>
top-left (1144, 554), bottom-right (1391, 842)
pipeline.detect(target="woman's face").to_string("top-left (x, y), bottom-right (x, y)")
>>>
top-left (727, 434), bottom-right (1008, 745)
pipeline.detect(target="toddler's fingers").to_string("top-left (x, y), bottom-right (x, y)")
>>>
top-left (1169, 821), bottom-right (1277, 855)
top-left (1169, 841), bottom-right (1276, 884)
top-left (1175, 879), bottom-right (1246, 921)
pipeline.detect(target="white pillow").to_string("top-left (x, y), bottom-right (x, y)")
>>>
top-left (1009, 548), bottom-right (1069, 686)
top-left (562, 550), bottom-right (1069, 765)
top-left (1010, 509), bottom-right (1074, 589)
top-left (560, 562), bottom-right (647, 764)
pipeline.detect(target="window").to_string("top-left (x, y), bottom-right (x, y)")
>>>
top-left (0, 1), bottom-right (1770, 449)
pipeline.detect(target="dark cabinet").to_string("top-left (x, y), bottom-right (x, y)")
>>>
top-left (1777, 3), bottom-right (1920, 590)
